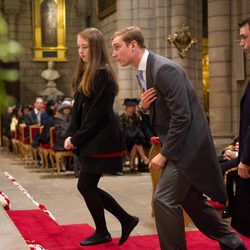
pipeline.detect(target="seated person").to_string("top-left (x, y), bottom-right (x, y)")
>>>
top-left (39, 99), bottom-right (57, 145)
top-left (54, 100), bottom-right (73, 171)
top-left (218, 137), bottom-right (239, 218)
top-left (119, 98), bottom-right (149, 171)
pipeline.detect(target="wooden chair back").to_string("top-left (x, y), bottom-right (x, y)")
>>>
top-left (14, 125), bottom-right (20, 140)
top-left (19, 123), bottom-right (30, 144)
top-left (50, 127), bottom-right (56, 150)
top-left (29, 124), bottom-right (41, 145)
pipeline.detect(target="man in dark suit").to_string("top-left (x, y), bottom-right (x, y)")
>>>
top-left (112, 26), bottom-right (246, 250)
top-left (25, 97), bottom-right (44, 148)
top-left (26, 97), bottom-right (44, 126)
top-left (231, 16), bottom-right (250, 238)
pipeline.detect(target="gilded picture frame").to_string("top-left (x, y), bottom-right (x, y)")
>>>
top-left (97, 0), bottom-right (116, 19)
top-left (32, 0), bottom-right (67, 62)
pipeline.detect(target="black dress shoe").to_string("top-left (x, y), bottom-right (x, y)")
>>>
top-left (118, 216), bottom-right (139, 246)
top-left (80, 232), bottom-right (112, 246)
top-left (220, 242), bottom-right (247, 250)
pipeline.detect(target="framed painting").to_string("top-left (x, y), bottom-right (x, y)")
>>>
top-left (32, 0), bottom-right (67, 62)
top-left (97, 0), bottom-right (116, 19)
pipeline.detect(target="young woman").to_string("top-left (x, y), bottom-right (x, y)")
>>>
top-left (64, 28), bottom-right (139, 246)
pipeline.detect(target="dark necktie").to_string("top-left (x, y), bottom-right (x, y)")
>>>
top-left (136, 70), bottom-right (147, 90)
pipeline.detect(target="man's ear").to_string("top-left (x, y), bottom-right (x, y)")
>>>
top-left (130, 40), bottom-right (138, 49)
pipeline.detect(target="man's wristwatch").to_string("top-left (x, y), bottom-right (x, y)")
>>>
top-left (138, 102), bottom-right (148, 113)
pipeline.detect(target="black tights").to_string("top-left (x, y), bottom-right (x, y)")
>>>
top-left (77, 172), bottom-right (131, 234)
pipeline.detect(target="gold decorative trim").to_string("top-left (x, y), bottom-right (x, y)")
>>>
top-left (202, 38), bottom-right (209, 116)
top-left (167, 24), bottom-right (196, 58)
top-left (32, 0), bottom-right (67, 62)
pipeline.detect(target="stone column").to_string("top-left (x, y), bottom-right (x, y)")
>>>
top-left (208, 0), bottom-right (233, 149)
top-left (115, 0), bottom-right (136, 110)
top-left (76, 0), bottom-right (91, 27)
top-left (3, 0), bottom-right (20, 40)
top-left (3, 0), bottom-right (21, 61)
top-left (167, 0), bottom-right (203, 100)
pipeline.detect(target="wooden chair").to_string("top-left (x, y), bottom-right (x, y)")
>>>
top-left (11, 127), bottom-right (20, 155)
top-left (2, 135), bottom-right (9, 150)
top-left (19, 123), bottom-right (32, 164)
top-left (29, 124), bottom-right (41, 167)
top-left (148, 136), bottom-right (192, 226)
top-left (49, 126), bottom-right (73, 175)
top-left (39, 126), bottom-right (51, 170)
top-left (223, 166), bottom-right (238, 210)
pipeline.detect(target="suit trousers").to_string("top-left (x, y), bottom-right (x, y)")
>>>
top-left (153, 161), bottom-right (243, 250)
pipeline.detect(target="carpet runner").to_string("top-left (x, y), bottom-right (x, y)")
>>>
top-left (7, 209), bottom-right (250, 250)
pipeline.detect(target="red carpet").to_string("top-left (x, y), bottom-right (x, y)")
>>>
top-left (7, 209), bottom-right (250, 250)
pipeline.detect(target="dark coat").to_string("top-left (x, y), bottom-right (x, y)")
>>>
top-left (231, 80), bottom-right (250, 237)
top-left (119, 112), bottom-right (146, 151)
top-left (2, 113), bottom-right (12, 138)
top-left (67, 69), bottom-right (124, 173)
top-left (146, 52), bottom-right (227, 203)
top-left (53, 114), bottom-right (71, 151)
top-left (39, 111), bottom-right (55, 144)
top-left (25, 110), bottom-right (43, 141)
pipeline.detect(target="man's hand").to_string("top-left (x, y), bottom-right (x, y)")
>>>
top-left (140, 87), bottom-right (157, 110)
top-left (149, 153), bottom-right (167, 171)
top-left (238, 162), bottom-right (250, 179)
top-left (64, 136), bottom-right (74, 150)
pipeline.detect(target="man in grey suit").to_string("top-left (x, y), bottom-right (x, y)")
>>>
top-left (112, 26), bottom-right (246, 250)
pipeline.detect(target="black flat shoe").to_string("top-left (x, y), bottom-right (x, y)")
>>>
top-left (118, 216), bottom-right (139, 246)
top-left (80, 232), bottom-right (112, 246)
top-left (222, 208), bottom-right (232, 219)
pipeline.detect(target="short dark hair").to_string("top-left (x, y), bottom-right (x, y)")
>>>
top-left (239, 16), bottom-right (250, 27)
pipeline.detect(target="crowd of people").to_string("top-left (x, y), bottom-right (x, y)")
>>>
top-left (2, 95), bottom-right (156, 175)
top-left (2, 96), bottom-right (79, 175)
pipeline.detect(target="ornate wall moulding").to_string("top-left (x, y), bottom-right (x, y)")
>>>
top-left (167, 24), bottom-right (197, 58)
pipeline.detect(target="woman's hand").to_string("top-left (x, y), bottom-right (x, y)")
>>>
top-left (64, 136), bottom-right (74, 150)
top-left (223, 150), bottom-right (238, 160)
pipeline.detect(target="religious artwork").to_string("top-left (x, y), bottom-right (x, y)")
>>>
top-left (32, 0), bottom-right (67, 62)
top-left (97, 0), bottom-right (116, 19)
top-left (41, 0), bottom-right (57, 47)
top-left (167, 24), bottom-right (196, 58)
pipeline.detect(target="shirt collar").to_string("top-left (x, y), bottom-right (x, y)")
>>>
top-left (138, 49), bottom-right (149, 71)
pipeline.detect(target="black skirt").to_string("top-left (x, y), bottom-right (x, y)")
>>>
top-left (79, 156), bottom-right (123, 174)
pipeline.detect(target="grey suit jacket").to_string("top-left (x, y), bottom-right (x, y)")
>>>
top-left (146, 52), bottom-right (227, 203)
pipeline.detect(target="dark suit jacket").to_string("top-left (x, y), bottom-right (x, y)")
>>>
top-left (67, 69), bottom-right (124, 172)
top-left (239, 80), bottom-right (250, 165)
top-left (231, 80), bottom-right (250, 237)
top-left (25, 110), bottom-right (41, 141)
top-left (146, 52), bottom-right (227, 203)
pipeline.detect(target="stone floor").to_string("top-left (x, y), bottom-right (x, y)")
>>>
top-left (1, 147), bottom-right (231, 250)
top-left (0, 147), bottom-right (160, 249)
